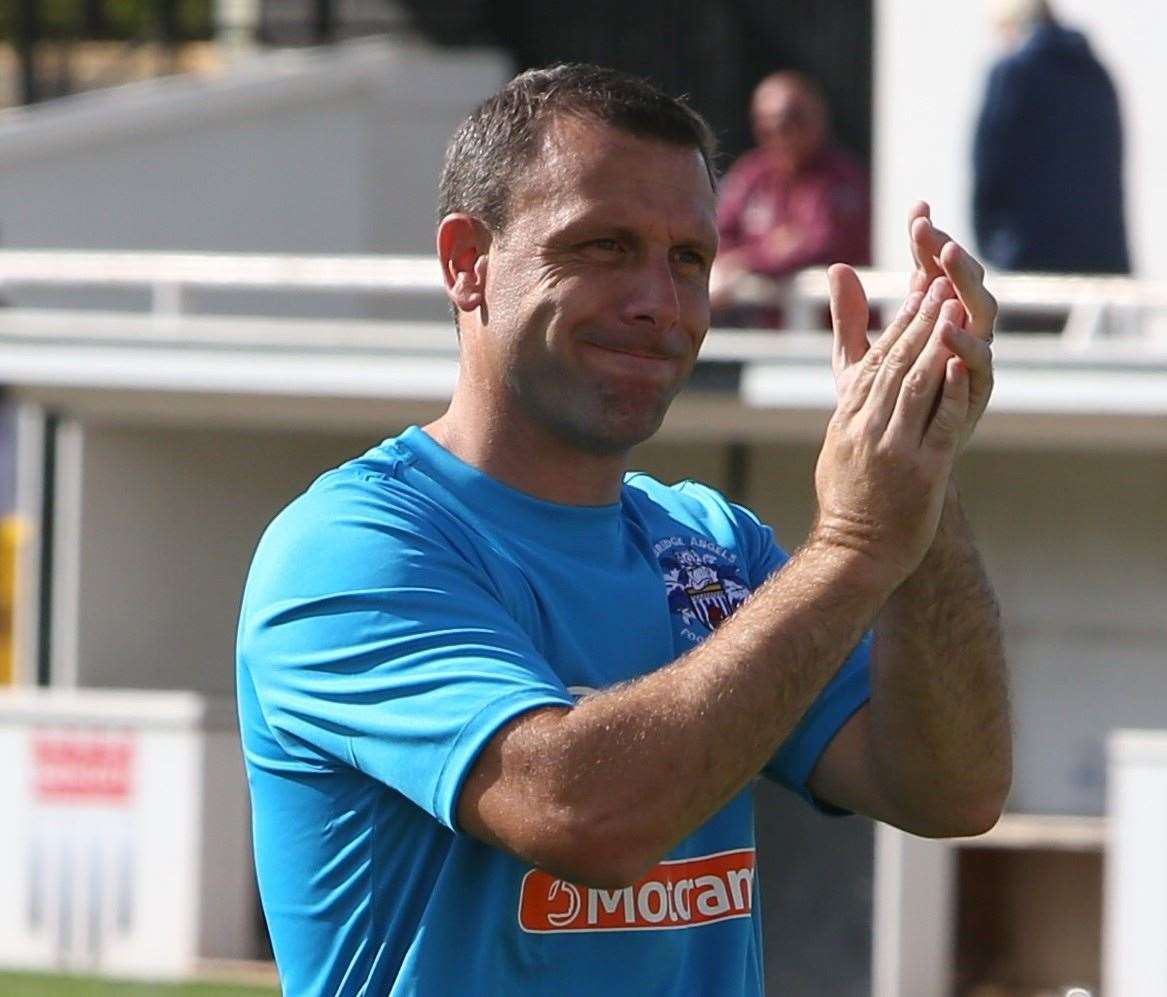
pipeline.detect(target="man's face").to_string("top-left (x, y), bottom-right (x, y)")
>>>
top-left (472, 117), bottom-right (717, 456)
top-left (750, 79), bottom-right (827, 172)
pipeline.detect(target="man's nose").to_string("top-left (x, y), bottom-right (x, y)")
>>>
top-left (624, 254), bottom-right (680, 329)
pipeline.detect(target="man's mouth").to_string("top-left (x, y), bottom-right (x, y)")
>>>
top-left (580, 341), bottom-right (681, 380)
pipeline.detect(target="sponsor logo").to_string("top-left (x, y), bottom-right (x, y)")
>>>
top-left (518, 848), bottom-right (755, 934)
top-left (654, 537), bottom-right (751, 644)
top-left (25, 730), bottom-right (138, 963)
top-left (33, 733), bottom-right (135, 804)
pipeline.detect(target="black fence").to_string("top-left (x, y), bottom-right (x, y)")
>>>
top-left (4, 0), bottom-right (214, 103)
top-left (2, 0), bottom-right (411, 104)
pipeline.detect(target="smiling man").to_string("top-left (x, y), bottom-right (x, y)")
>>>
top-left (237, 65), bottom-right (1012, 996)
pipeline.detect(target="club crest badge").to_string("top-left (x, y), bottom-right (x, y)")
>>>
top-left (654, 536), bottom-right (751, 645)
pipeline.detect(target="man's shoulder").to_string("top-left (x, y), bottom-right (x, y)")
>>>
top-left (249, 435), bottom-right (468, 583)
top-left (623, 474), bottom-right (761, 535)
top-left (270, 438), bottom-right (427, 532)
top-left (623, 471), bottom-right (724, 508)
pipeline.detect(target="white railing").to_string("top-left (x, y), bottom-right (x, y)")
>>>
top-left (1, 250), bottom-right (1165, 346)
top-left (755, 270), bottom-right (1167, 347)
top-left (0, 251), bottom-right (440, 315)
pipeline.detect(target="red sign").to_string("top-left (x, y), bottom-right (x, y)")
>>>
top-left (518, 848), bottom-right (755, 933)
top-left (32, 732), bottom-right (135, 804)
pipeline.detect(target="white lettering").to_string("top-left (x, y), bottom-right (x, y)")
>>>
top-left (546, 881), bottom-right (581, 927)
top-left (673, 879), bottom-right (693, 921)
top-left (727, 867), bottom-right (753, 911)
top-left (693, 875), bottom-right (731, 917)
top-left (637, 881), bottom-right (670, 923)
top-left (587, 887), bottom-right (634, 924)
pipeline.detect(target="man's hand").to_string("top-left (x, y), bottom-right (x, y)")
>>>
top-left (811, 205), bottom-right (998, 583)
top-left (803, 206), bottom-right (1011, 832)
top-left (903, 201), bottom-right (997, 450)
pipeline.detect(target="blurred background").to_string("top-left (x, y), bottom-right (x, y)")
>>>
top-left (0, 1), bottom-right (1163, 995)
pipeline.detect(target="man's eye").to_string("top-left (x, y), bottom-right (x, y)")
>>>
top-left (675, 249), bottom-right (708, 268)
top-left (589, 239), bottom-right (623, 252)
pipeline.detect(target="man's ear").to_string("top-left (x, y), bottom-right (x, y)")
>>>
top-left (437, 214), bottom-right (492, 315)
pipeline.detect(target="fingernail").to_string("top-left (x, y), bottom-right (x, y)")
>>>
top-left (901, 292), bottom-right (923, 316)
top-left (928, 277), bottom-right (951, 302)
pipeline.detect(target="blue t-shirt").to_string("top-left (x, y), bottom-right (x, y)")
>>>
top-left (237, 426), bottom-right (871, 996)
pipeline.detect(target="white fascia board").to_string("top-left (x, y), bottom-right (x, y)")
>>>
top-left (990, 368), bottom-right (1167, 415)
top-left (740, 362), bottom-right (836, 410)
top-left (0, 310), bottom-right (460, 353)
top-left (743, 362), bottom-right (1167, 417)
top-left (0, 342), bottom-right (459, 400)
top-left (2, 310), bottom-right (1162, 417)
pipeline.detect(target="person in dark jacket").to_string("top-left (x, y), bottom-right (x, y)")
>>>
top-left (973, 0), bottom-right (1129, 273)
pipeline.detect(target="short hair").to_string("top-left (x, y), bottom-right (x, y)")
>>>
top-left (438, 63), bottom-right (718, 234)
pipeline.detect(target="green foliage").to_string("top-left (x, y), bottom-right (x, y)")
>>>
top-left (0, 0), bottom-right (214, 42)
top-left (0, 973), bottom-right (278, 997)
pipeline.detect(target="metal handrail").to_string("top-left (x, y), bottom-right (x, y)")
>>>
top-left (3, 250), bottom-right (1165, 302)
top-left (1, 251), bottom-right (1165, 343)
top-left (0, 251), bottom-right (440, 291)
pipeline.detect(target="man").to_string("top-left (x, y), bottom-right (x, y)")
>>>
top-left (710, 71), bottom-right (870, 321)
top-left (973, 0), bottom-right (1129, 273)
top-left (237, 65), bottom-right (1011, 995)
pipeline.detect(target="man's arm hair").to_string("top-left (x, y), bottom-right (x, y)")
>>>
top-left (871, 489), bottom-right (1011, 828)
top-left (808, 488), bottom-right (1011, 836)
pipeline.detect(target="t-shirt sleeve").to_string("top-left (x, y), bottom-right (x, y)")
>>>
top-left (237, 476), bottom-right (575, 832)
top-left (762, 633), bottom-right (872, 814)
top-left (726, 499), bottom-right (872, 813)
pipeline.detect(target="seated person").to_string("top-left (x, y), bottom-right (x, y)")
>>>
top-left (711, 71), bottom-right (870, 327)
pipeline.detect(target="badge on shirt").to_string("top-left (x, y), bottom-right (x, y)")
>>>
top-left (653, 537), bottom-right (751, 645)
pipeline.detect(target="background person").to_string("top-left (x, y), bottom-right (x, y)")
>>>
top-left (973, 0), bottom-right (1129, 274)
top-left (237, 65), bottom-right (1011, 996)
top-left (711, 71), bottom-right (870, 326)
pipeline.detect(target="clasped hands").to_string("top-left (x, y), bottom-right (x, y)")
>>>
top-left (811, 202), bottom-right (997, 585)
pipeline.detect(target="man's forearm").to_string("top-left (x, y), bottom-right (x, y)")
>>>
top-left (464, 541), bottom-right (893, 886)
top-left (867, 486), bottom-right (1012, 833)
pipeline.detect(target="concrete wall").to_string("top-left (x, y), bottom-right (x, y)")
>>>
top-left (0, 42), bottom-right (507, 317)
top-left (71, 423), bottom-right (374, 694)
top-left (962, 448), bottom-right (1167, 815)
top-left (875, 0), bottom-right (1166, 278)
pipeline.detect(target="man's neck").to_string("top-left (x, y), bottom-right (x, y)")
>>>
top-left (423, 400), bottom-right (629, 507)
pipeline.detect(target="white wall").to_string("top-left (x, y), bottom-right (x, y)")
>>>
top-left (0, 42), bottom-right (508, 317)
top-left (875, 0), bottom-right (1165, 277)
top-left (72, 424), bottom-right (375, 695)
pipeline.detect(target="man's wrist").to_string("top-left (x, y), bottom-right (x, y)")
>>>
top-left (798, 528), bottom-right (908, 603)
